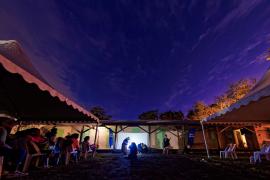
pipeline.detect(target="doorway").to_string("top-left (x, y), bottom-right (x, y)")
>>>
top-left (233, 129), bottom-right (248, 149)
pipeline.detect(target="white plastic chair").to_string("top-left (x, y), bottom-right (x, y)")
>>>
top-left (254, 145), bottom-right (270, 163)
top-left (220, 144), bottom-right (230, 159)
top-left (23, 141), bottom-right (46, 172)
top-left (226, 144), bottom-right (237, 159)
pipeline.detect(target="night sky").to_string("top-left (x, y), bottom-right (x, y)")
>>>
top-left (0, 0), bottom-right (269, 119)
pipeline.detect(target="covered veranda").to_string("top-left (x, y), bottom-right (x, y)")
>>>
top-left (201, 67), bottom-right (270, 158)
top-left (99, 120), bottom-right (201, 151)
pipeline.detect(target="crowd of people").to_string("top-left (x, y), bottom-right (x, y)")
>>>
top-left (121, 138), bottom-right (140, 159)
top-left (0, 118), bottom-right (174, 176)
top-left (0, 125), bottom-right (95, 176)
top-left (120, 137), bottom-right (153, 159)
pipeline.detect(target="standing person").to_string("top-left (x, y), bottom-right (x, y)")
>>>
top-left (163, 134), bottom-right (171, 155)
top-left (121, 137), bottom-right (130, 155)
top-left (45, 127), bottom-right (58, 149)
top-left (81, 136), bottom-right (90, 160)
top-left (82, 136), bottom-right (90, 153)
top-left (71, 133), bottom-right (80, 160)
top-left (71, 133), bottom-right (80, 152)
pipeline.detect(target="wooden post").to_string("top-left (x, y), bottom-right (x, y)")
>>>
top-left (148, 125), bottom-right (151, 148)
top-left (113, 125), bottom-right (118, 150)
top-left (177, 128), bottom-right (181, 153)
top-left (79, 125), bottom-right (85, 143)
top-left (92, 124), bottom-right (99, 158)
top-left (182, 125), bottom-right (185, 149)
top-left (94, 124), bottom-right (98, 147)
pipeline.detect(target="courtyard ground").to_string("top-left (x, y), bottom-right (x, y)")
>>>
top-left (6, 153), bottom-right (270, 180)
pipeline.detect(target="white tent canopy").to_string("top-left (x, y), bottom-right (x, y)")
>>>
top-left (201, 66), bottom-right (270, 158)
top-left (203, 66), bottom-right (270, 124)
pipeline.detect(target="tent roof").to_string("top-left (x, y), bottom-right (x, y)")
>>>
top-left (204, 66), bottom-right (270, 124)
top-left (100, 120), bottom-right (200, 126)
top-left (0, 40), bottom-right (48, 84)
top-left (0, 40), bottom-right (98, 123)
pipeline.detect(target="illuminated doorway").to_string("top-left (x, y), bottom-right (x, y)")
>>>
top-left (233, 129), bottom-right (248, 149)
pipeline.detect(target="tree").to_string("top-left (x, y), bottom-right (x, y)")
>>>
top-left (226, 79), bottom-right (255, 103)
top-left (138, 110), bottom-right (159, 120)
top-left (186, 109), bottom-right (196, 120)
top-left (159, 111), bottom-right (184, 120)
top-left (187, 101), bottom-right (211, 120)
top-left (187, 78), bottom-right (256, 120)
top-left (90, 106), bottom-right (112, 120)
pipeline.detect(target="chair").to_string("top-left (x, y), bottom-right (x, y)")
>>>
top-left (220, 144), bottom-right (230, 159)
top-left (64, 150), bottom-right (78, 165)
top-left (226, 144), bottom-right (237, 159)
top-left (80, 149), bottom-right (93, 160)
top-left (220, 144), bottom-right (237, 159)
top-left (22, 141), bottom-right (46, 172)
top-left (254, 144), bottom-right (270, 163)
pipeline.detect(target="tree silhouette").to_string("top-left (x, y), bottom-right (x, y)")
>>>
top-left (138, 110), bottom-right (159, 120)
top-left (187, 78), bottom-right (255, 120)
top-left (159, 111), bottom-right (184, 120)
top-left (90, 106), bottom-right (112, 120)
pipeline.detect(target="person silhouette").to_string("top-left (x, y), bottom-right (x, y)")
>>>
top-left (121, 137), bottom-right (130, 155)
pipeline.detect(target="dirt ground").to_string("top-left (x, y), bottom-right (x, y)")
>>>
top-left (6, 153), bottom-right (270, 180)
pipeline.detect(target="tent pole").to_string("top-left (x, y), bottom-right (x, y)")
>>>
top-left (201, 121), bottom-right (210, 158)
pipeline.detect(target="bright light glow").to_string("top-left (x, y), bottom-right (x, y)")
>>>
top-left (116, 132), bottom-right (148, 149)
top-left (240, 134), bottom-right (248, 148)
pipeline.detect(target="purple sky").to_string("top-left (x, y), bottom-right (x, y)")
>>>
top-left (0, 0), bottom-right (269, 119)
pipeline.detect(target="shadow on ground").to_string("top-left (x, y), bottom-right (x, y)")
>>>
top-left (7, 153), bottom-right (270, 180)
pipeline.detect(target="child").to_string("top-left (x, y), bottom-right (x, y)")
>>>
top-left (128, 142), bottom-right (138, 159)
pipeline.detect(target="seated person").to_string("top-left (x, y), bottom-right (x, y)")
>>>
top-left (141, 143), bottom-right (148, 153)
top-left (137, 143), bottom-right (143, 154)
top-left (82, 136), bottom-right (90, 153)
top-left (53, 137), bottom-right (65, 165)
top-left (128, 142), bottom-right (138, 159)
top-left (121, 137), bottom-right (130, 155)
top-left (45, 127), bottom-right (58, 150)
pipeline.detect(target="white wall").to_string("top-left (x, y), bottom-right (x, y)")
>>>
top-left (116, 132), bottom-right (149, 149)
